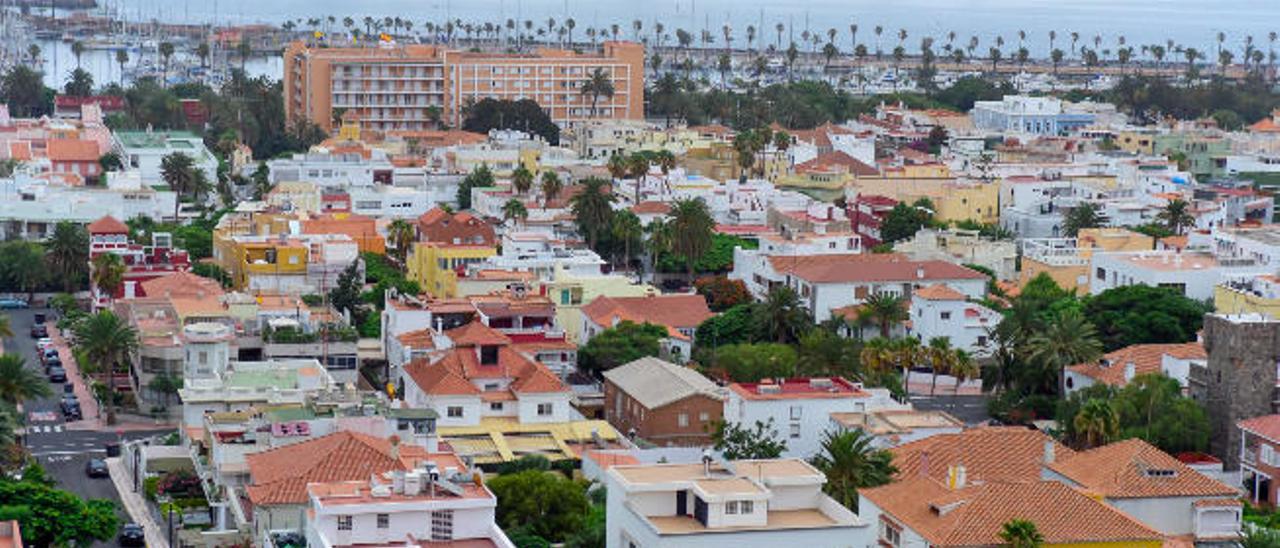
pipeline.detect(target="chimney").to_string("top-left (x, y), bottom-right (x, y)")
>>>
top-left (954, 465), bottom-right (967, 489)
top-left (1042, 440), bottom-right (1055, 464)
top-left (1124, 361), bottom-right (1136, 382)
top-left (920, 450), bottom-right (931, 478)
top-left (389, 435), bottom-right (401, 461)
top-left (916, 266), bottom-right (926, 279)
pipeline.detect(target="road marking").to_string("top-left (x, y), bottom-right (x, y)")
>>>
top-left (30, 448), bottom-right (105, 457)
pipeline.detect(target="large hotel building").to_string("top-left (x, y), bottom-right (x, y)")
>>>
top-left (283, 41), bottom-right (645, 134)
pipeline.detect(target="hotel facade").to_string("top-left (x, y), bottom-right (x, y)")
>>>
top-left (283, 41), bottom-right (645, 133)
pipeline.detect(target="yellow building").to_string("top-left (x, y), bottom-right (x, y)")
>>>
top-left (1215, 274), bottom-right (1280, 317)
top-left (849, 178), bottom-right (1001, 225)
top-left (265, 181), bottom-right (322, 214)
top-left (1115, 129), bottom-right (1158, 154)
top-left (1019, 228), bottom-right (1154, 292)
top-left (406, 242), bottom-right (497, 298)
top-left (546, 265), bottom-right (657, 343)
top-left (214, 236), bottom-right (310, 292)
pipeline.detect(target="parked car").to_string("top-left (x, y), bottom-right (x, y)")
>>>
top-left (29, 324), bottom-right (47, 338)
top-left (118, 524), bottom-right (145, 547)
top-left (47, 367), bottom-right (66, 383)
top-left (32, 312), bottom-right (45, 325)
top-left (36, 338), bottom-right (53, 352)
top-left (59, 398), bottom-right (81, 420)
top-left (63, 382), bottom-right (74, 394)
top-left (0, 297), bottom-right (27, 309)
top-left (84, 458), bottom-right (109, 478)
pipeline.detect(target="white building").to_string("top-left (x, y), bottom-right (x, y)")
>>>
top-left (0, 174), bottom-right (176, 240)
top-left (477, 232), bottom-right (606, 281)
top-left (971, 95), bottom-right (1095, 136)
top-left (1089, 250), bottom-right (1263, 301)
top-left (267, 147), bottom-right (393, 188)
top-left (304, 465), bottom-right (514, 548)
top-left (114, 130), bottom-right (218, 184)
top-left (604, 459), bottom-right (871, 548)
top-left (723, 377), bottom-right (908, 459)
top-left (908, 284), bottom-right (1001, 357)
top-left (1064, 343), bottom-right (1206, 395)
top-left (894, 228), bottom-right (1018, 281)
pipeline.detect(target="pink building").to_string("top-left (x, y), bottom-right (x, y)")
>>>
top-left (88, 215), bottom-right (191, 308)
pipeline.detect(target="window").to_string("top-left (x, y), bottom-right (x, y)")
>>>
top-left (479, 345), bottom-right (499, 365)
top-left (337, 515), bottom-right (353, 531)
top-left (483, 383), bottom-right (500, 391)
top-left (879, 519), bottom-right (902, 547)
top-left (789, 424), bottom-right (801, 438)
top-left (699, 412), bottom-right (710, 422)
top-left (447, 406), bottom-right (463, 418)
top-left (789, 406), bottom-right (802, 420)
top-left (537, 403), bottom-right (553, 416)
top-left (678, 413), bottom-right (689, 427)
top-left (376, 513), bottom-right (389, 529)
top-left (1096, 267), bottom-right (1107, 280)
top-left (430, 510), bottom-right (453, 541)
top-left (490, 402), bottom-right (504, 411)
top-left (739, 500), bottom-right (753, 514)
top-left (725, 501), bottom-right (739, 515)
top-left (940, 311), bottom-right (951, 320)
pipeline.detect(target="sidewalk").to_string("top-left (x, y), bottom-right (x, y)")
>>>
top-left (50, 326), bottom-right (173, 433)
top-left (106, 456), bottom-right (170, 548)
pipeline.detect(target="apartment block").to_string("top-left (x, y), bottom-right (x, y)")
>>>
top-left (284, 41), bottom-right (644, 133)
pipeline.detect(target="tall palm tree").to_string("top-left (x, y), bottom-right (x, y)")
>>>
top-left (1026, 308), bottom-right (1103, 396)
top-left (539, 171), bottom-right (563, 209)
top-left (859, 293), bottom-right (908, 338)
top-left (668, 198), bottom-right (715, 284)
top-left (759, 286), bottom-right (811, 344)
top-left (386, 219), bottom-right (416, 270)
top-left (511, 165), bottom-right (534, 195)
top-left (115, 50), bottom-right (129, 86)
top-left (71, 41), bottom-right (85, 70)
top-left (91, 253), bottom-right (125, 305)
top-left (161, 152), bottom-right (197, 221)
top-left (73, 310), bottom-right (139, 425)
top-left (1073, 398), bottom-right (1119, 448)
top-left (999, 519), bottom-right (1045, 548)
top-left (1158, 199), bottom-right (1195, 235)
top-left (501, 198), bottom-right (528, 227)
top-left (626, 153), bottom-right (650, 204)
top-left (610, 210), bottom-right (643, 270)
top-left (808, 429), bottom-right (896, 511)
top-left (46, 222), bottom-right (89, 293)
top-left (926, 337), bottom-right (956, 397)
top-left (569, 178), bottom-right (616, 250)
top-left (581, 68), bottom-right (615, 118)
top-left (0, 355), bottom-right (52, 409)
top-left (645, 218), bottom-right (672, 281)
top-left (158, 42), bottom-right (175, 87)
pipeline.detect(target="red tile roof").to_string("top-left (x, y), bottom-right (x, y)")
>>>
top-left (729, 377), bottom-right (868, 401)
top-left (891, 426), bottom-right (1073, 484)
top-left (417, 207), bottom-right (496, 247)
top-left (245, 431), bottom-right (445, 505)
top-left (1046, 438), bottom-right (1238, 499)
top-left (631, 201), bottom-right (672, 215)
top-left (794, 151), bottom-right (879, 177)
top-left (88, 215), bottom-right (129, 234)
top-left (1240, 414), bottom-right (1280, 442)
top-left (767, 254), bottom-right (987, 284)
top-left (912, 284), bottom-right (968, 301)
top-left (139, 271), bottom-right (225, 300)
top-left (1066, 343), bottom-right (1205, 387)
top-left (581, 294), bottom-right (713, 333)
top-left (46, 139), bottom-right (100, 162)
top-left (444, 321), bottom-right (512, 347)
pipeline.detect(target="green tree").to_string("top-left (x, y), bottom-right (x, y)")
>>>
top-left (1, 65), bottom-right (51, 117)
top-left (580, 68), bottom-right (615, 118)
top-left (328, 261), bottom-right (364, 320)
top-left (808, 429), bottom-right (896, 511)
top-left (1083, 285), bottom-right (1210, 351)
top-left (577, 321), bottom-right (667, 375)
top-left (713, 343), bottom-right (798, 382)
top-left (1026, 308), bottom-right (1103, 396)
top-left (160, 152), bottom-right (197, 221)
top-left (0, 242), bottom-right (48, 301)
top-left (795, 328), bottom-right (863, 380)
top-left (456, 164), bottom-right (494, 210)
top-left (99, 151), bottom-right (123, 173)
top-left (45, 222), bottom-right (89, 293)
top-left (462, 98), bottom-right (560, 144)
top-left (72, 310), bottom-right (139, 424)
top-left (158, 42), bottom-right (175, 86)
top-left (386, 219), bottom-right (416, 270)
top-left (1157, 199), bottom-right (1195, 236)
top-left (999, 519), bottom-right (1044, 548)
top-left (609, 209), bottom-right (643, 270)
top-left (570, 178), bottom-right (616, 251)
top-left (1111, 374), bottom-right (1210, 453)
top-left (879, 201), bottom-right (932, 243)
top-left (511, 165), bottom-right (535, 195)
top-left (64, 68), bottom-right (94, 97)
top-left (1063, 203), bottom-right (1104, 237)
top-left (712, 419), bottom-right (787, 459)
top-left (668, 198), bottom-right (715, 283)
top-left (1073, 398), bottom-right (1119, 448)
top-left (90, 252), bottom-right (125, 303)
top-left (860, 293), bottom-right (908, 338)
top-left (0, 355), bottom-right (52, 408)
top-left (0, 479), bottom-right (119, 546)
top-left (502, 198), bottom-right (529, 225)
top-left (695, 303), bottom-right (759, 350)
top-left (757, 286), bottom-right (811, 344)
top-left (539, 170), bottom-right (563, 208)
top-left (487, 470), bottom-right (590, 543)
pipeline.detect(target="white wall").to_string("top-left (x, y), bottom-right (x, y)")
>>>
top-left (725, 394), bottom-right (875, 459)
top-left (516, 392), bottom-right (573, 423)
top-left (1108, 496), bottom-right (1207, 537)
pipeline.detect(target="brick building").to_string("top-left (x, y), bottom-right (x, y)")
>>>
top-left (602, 357), bottom-right (725, 446)
top-left (283, 41), bottom-right (645, 133)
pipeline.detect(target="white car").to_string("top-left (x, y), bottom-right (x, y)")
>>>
top-left (36, 339), bottom-right (53, 352)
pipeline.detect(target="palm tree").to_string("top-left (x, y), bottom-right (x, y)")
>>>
top-left (775, 23), bottom-right (785, 51)
top-left (386, 219), bottom-right (416, 270)
top-left (46, 221), bottom-right (89, 293)
top-left (115, 50), bottom-right (129, 85)
top-left (501, 198), bottom-right (528, 226)
top-left (759, 286), bottom-right (811, 344)
top-left (511, 165), bottom-right (534, 195)
top-left (808, 429), bottom-right (897, 511)
top-left (569, 178), bottom-right (616, 250)
top-left (610, 210), bottom-right (643, 270)
top-left (539, 171), bottom-right (563, 209)
top-left (926, 337), bottom-right (956, 397)
top-left (668, 198), bottom-right (715, 284)
top-left (1073, 398), bottom-right (1119, 448)
top-left (999, 519), bottom-right (1044, 548)
top-left (161, 152), bottom-right (196, 221)
top-left (73, 310), bottom-right (139, 425)
top-left (158, 42), bottom-right (175, 87)
top-left (859, 293), bottom-right (908, 338)
top-left (1157, 199), bottom-right (1195, 235)
top-left (0, 316), bottom-right (11, 339)
top-left (1026, 308), bottom-right (1103, 396)
top-left (626, 153), bottom-right (650, 204)
top-left (645, 218), bottom-right (672, 281)
top-left (71, 41), bottom-right (85, 70)
top-left (195, 42), bottom-right (211, 70)
top-left (0, 355), bottom-right (52, 409)
top-left (27, 44), bottom-right (40, 66)
top-left (91, 253), bottom-right (125, 305)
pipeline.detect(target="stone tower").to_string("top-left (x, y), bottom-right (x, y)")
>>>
top-left (1193, 314), bottom-right (1280, 469)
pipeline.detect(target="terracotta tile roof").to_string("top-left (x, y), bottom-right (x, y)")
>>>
top-left (88, 215), bottom-right (129, 234)
top-left (139, 271), bottom-right (225, 300)
top-left (417, 207), bottom-right (496, 247)
top-left (1250, 118), bottom-right (1280, 133)
top-left (581, 294), bottom-right (713, 332)
top-left (912, 284), bottom-right (967, 301)
top-left (403, 334), bottom-right (566, 398)
top-left (891, 426), bottom-right (1073, 484)
top-left (396, 328), bottom-right (437, 350)
top-left (861, 478), bottom-right (1163, 546)
top-left (8, 141), bottom-right (31, 161)
top-left (1047, 439), bottom-right (1238, 499)
top-left (767, 254), bottom-right (987, 284)
top-left (445, 321), bottom-right (512, 347)
top-left (630, 201), bottom-right (672, 215)
top-left (47, 138), bottom-right (100, 162)
top-left (794, 151), bottom-right (879, 177)
top-left (245, 431), bottom-right (440, 505)
top-left (1066, 343), bottom-right (1205, 387)
top-left (1239, 414), bottom-right (1280, 442)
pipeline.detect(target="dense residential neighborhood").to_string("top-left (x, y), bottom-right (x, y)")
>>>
top-left (7, 3), bottom-right (1280, 548)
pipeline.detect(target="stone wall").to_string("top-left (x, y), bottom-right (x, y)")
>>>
top-left (1193, 314), bottom-right (1280, 469)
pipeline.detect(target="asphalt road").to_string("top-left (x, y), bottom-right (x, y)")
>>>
top-left (4, 307), bottom-right (173, 547)
top-left (910, 393), bottom-right (994, 425)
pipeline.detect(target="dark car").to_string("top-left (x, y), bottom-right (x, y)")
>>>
top-left (32, 312), bottom-right (45, 325)
top-left (41, 347), bottom-right (58, 363)
top-left (85, 458), bottom-right (109, 478)
top-left (63, 382), bottom-right (74, 394)
top-left (59, 398), bottom-right (81, 421)
top-left (29, 324), bottom-right (47, 338)
top-left (47, 367), bottom-right (66, 383)
top-left (42, 356), bottom-right (61, 373)
top-left (118, 523), bottom-right (145, 547)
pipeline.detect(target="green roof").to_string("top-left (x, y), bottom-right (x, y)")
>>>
top-left (225, 369), bottom-right (299, 390)
top-left (265, 406), bottom-right (316, 422)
